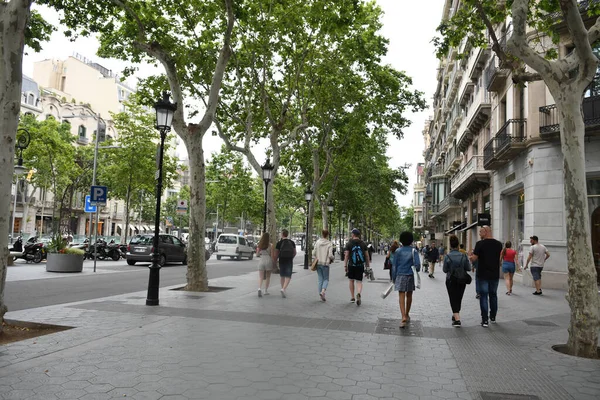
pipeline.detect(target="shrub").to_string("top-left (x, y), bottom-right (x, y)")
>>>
top-left (64, 247), bottom-right (85, 256)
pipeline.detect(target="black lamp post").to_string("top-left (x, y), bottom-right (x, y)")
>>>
top-left (146, 91), bottom-right (176, 306)
top-left (303, 188), bottom-right (313, 269)
top-left (261, 158), bottom-right (274, 234)
top-left (340, 212), bottom-right (346, 261)
top-left (327, 203), bottom-right (334, 232)
top-left (11, 129), bottom-right (30, 243)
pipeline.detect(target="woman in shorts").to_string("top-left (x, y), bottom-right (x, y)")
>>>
top-left (500, 241), bottom-right (519, 295)
top-left (392, 232), bottom-right (420, 328)
top-left (256, 233), bottom-right (273, 297)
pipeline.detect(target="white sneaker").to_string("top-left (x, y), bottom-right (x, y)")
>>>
top-left (264, 290), bottom-right (270, 295)
top-left (258, 289), bottom-right (262, 298)
top-left (280, 289), bottom-right (286, 298)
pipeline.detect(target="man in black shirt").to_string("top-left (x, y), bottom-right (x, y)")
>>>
top-left (469, 225), bottom-right (503, 327)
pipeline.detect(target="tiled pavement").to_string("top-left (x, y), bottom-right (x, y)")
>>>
top-left (1, 254), bottom-right (599, 400)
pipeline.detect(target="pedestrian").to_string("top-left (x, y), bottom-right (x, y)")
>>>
top-left (273, 229), bottom-right (296, 298)
top-left (443, 235), bottom-right (471, 327)
top-left (500, 241), bottom-right (519, 295)
top-left (386, 240), bottom-right (400, 282)
top-left (256, 233), bottom-right (273, 297)
top-left (392, 231), bottom-right (420, 328)
top-left (438, 243), bottom-right (446, 269)
top-left (469, 226), bottom-right (503, 327)
top-left (427, 241), bottom-right (439, 278)
top-left (312, 229), bottom-right (334, 301)
top-left (524, 235), bottom-right (550, 295)
top-left (459, 243), bottom-right (467, 254)
top-left (344, 228), bottom-right (369, 305)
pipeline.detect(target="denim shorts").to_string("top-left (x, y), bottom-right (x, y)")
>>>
top-left (530, 266), bottom-right (543, 281)
top-left (502, 261), bottom-right (515, 274)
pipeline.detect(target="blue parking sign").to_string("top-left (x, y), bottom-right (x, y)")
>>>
top-left (90, 185), bottom-right (108, 206)
top-left (85, 195), bottom-right (97, 213)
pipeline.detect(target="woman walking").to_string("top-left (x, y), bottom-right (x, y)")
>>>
top-left (386, 240), bottom-right (400, 281)
top-left (500, 241), bottom-right (519, 295)
top-left (442, 235), bottom-right (471, 327)
top-left (256, 233), bottom-right (273, 297)
top-left (392, 232), bottom-right (420, 328)
top-left (312, 229), bottom-right (334, 301)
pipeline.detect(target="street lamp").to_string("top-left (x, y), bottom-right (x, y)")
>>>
top-left (146, 91), bottom-right (176, 307)
top-left (261, 157), bottom-right (274, 234)
top-left (11, 129), bottom-right (30, 243)
top-left (327, 203), bottom-right (334, 232)
top-left (303, 188), bottom-right (313, 269)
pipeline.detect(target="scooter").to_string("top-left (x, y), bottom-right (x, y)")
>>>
top-left (12, 237), bottom-right (46, 263)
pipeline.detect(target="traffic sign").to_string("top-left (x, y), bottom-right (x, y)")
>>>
top-left (90, 185), bottom-right (108, 206)
top-left (176, 199), bottom-right (188, 215)
top-left (84, 195), bottom-right (97, 213)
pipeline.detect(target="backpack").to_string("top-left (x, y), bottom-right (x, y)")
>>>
top-left (448, 254), bottom-right (472, 285)
top-left (279, 239), bottom-right (295, 259)
top-left (351, 243), bottom-right (365, 267)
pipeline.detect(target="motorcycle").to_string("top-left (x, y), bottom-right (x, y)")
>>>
top-left (12, 236), bottom-right (47, 263)
top-left (105, 240), bottom-right (122, 261)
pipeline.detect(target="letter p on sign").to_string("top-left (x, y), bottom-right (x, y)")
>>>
top-left (90, 185), bottom-right (108, 206)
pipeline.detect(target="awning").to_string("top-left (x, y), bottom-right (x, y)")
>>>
top-left (445, 223), bottom-right (465, 235)
top-left (459, 221), bottom-right (479, 232)
top-left (144, 225), bottom-right (151, 232)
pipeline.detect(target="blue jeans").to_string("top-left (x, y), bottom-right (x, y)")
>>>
top-left (317, 265), bottom-right (330, 292)
top-left (478, 279), bottom-right (499, 322)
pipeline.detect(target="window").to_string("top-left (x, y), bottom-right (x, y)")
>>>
top-left (417, 192), bottom-right (424, 206)
top-left (172, 237), bottom-right (182, 246)
top-left (161, 235), bottom-right (173, 244)
top-left (239, 238), bottom-right (247, 246)
top-left (218, 235), bottom-right (237, 244)
top-left (78, 125), bottom-right (87, 138)
top-left (484, 195), bottom-right (491, 214)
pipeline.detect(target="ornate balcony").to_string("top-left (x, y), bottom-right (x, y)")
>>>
top-left (430, 164), bottom-right (445, 178)
top-left (450, 155), bottom-right (489, 200)
top-left (469, 48), bottom-right (491, 80)
top-left (483, 119), bottom-right (527, 170)
top-left (458, 88), bottom-right (491, 152)
top-left (539, 94), bottom-right (600, 140)
top-left (445, 146), bottom-right (462, 175)
top-left (431, 197), bottom-right (461, 216)
top-left (485, 56), bottom-right (509, 92)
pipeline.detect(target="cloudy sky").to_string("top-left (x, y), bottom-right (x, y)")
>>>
top-left (23, 0), bottom-right (446, 208)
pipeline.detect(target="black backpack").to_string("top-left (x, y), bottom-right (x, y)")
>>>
top-left (279, 239), bottom-right (295, 258)
top-left (448, 254), bottom-right (472, 285)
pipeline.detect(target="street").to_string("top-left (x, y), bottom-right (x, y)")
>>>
top-left (5, 254), bottom-right (268, 312)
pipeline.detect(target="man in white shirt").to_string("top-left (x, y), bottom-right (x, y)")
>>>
top-left (524, 235), bottom-right (550, 295)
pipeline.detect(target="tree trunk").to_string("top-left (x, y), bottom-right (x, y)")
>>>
top-left (0, 0), bottom-right (32, 330)
top-left (184, 132), bottom-right (208, 291)
top-left (266, 179), bottom-right (276, 242)
top-left (555, 95), bottom-right (600, 358)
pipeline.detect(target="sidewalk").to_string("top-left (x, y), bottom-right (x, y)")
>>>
top-left (1, 253), bottom-right (599, 400)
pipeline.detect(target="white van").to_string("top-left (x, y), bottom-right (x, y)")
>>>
top-left (215, 234), bottom-right (254, 260)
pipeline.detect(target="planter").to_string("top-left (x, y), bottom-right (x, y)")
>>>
top-left (46, 253), bottom-right (84, 273)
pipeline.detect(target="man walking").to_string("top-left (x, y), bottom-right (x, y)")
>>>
top-left (427, 241), bottom-right (439, 278)
top-left (524, 235), bottom-right (550, 295)
top-left (344, 228), bottom-right (369, 305)
top-left (469, 226), bottom-right (503, 327)
top-left (273, 229), bottom-right (296, 298)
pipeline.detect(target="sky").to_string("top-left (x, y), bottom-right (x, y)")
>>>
top-left (23, 0), bottom-right (446, 208)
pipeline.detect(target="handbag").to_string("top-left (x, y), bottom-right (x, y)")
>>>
top-left (383, 257), bottom-right (391, 270)
top-left (412, 249), bottom-right (421, 289)
top-left (381, 282), bottom-right (394, 299)
top-left (310, 258), bottom-right (318, 271)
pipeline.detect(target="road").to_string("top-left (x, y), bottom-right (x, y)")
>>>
top-left (4, 254), bottom-right (270, 312)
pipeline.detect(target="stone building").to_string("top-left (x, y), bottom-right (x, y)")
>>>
top-left (422, 0), bottom-right (600, 289)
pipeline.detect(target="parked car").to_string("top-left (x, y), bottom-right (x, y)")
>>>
top-left (215, 234), bottom-right (254, 260)
top-left (126, 234), bottom-right (187, 266)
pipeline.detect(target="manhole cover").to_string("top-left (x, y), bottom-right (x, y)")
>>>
top-left (480, 392), bottom-right (539, 400)
top-left (523, 320), bottom-right (558, 327)
top-left (376, 318), bottom-right (424, 337)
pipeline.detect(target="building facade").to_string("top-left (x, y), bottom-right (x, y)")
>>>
top-left (423, 0), bottom-right (600, 289)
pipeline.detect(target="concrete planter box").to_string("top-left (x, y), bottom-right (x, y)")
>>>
top-left (46, 253), bottom-right (84, 273)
